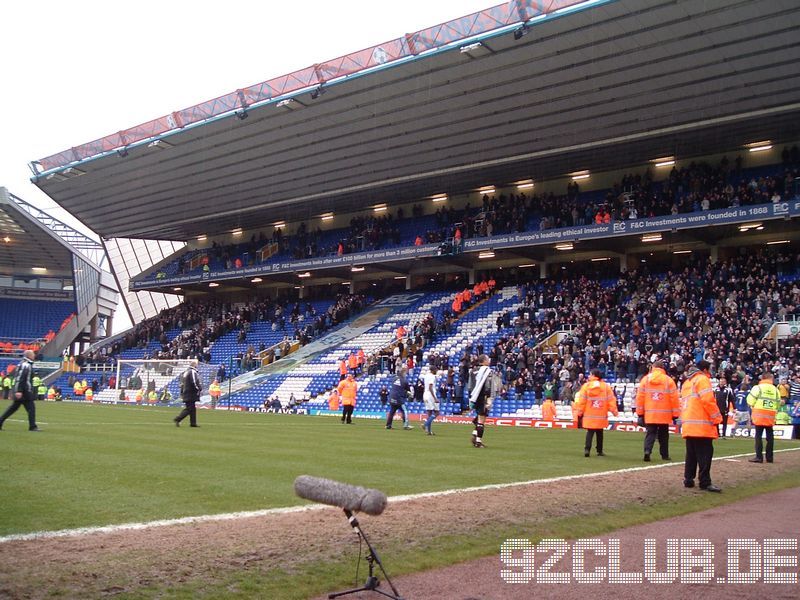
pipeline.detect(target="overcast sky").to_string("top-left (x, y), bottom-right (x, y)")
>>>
top-left (0, 0), bottom-right (497, 235)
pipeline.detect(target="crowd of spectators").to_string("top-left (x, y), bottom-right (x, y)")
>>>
top-left (481, 249), bottom-right (799, 402)
top-left (79, 293), bottom-right (367, 370)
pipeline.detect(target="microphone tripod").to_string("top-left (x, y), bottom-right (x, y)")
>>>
top-left (328, 509), bottom-right (404, 600)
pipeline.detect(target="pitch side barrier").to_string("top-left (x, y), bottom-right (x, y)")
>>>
top-left (132, 200), bottom-right (800, 290)
top-left (266, 410), bottom-right (799, 439)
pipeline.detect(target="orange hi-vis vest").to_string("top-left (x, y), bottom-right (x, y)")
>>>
top-left (348, 353), bottom-right (358, 370)
top-left (85, 388), bottom-right (94, 402)
top-left (337, 378), bottom-right (357, 406)
top-left (541, 399), bottom-right (556, 422)
top-left (328, 390), bottom-right (340, 411)
top-left (636, 367), bottom-right (680, 425)
top-left (74, 381), bottom-right (84, 395)
top-left (747, 380), bottom-right (782, 426)
top-left (679, 370), bottom-right (721, 438)
top-left (576, 376), bottom-right (618, 430)
top-left (339, 360), bottom-right (347, 376)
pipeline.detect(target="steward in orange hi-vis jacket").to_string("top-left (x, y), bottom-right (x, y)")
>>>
top-left (337, 374), bottom-right (357, 424)
top-left (636, 360), bottom-right (680, 462)
top-left (541, 398), bottom-right (556, 422)
top-left (576, 370), bottom-right (617, 457)
top-left (679, 360), bottom-right (722, 492)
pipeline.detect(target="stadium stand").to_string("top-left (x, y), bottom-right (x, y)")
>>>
top-left (0, 298), bottom-right (76, 345)
top-left (219, 248), bottom-right (800, 421)
top-left (141, 156), bottom-right (800, 285)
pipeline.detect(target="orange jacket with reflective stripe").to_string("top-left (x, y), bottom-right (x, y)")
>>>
top-left (337, 379), bottom-right (357, 406)
top-left (636, 368), bottom-right (680, 424)
top-left (576, 377), bottom-right (618, 430)
top-left (679, 370), bottom-right (721, 438)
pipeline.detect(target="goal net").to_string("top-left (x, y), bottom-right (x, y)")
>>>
top-left (113, 359), bottom-right (220, 404)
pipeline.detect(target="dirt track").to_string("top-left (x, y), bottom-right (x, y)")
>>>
top-left (1, 450), bottom-right (799, 599)
top-left (367, 486), bottom-right (799, 600)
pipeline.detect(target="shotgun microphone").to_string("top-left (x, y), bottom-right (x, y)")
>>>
top-left (294, 475), bottom-right (388, 516)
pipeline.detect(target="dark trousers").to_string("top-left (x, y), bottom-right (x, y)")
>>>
top-left (754, 425), bottom-right (774, 461)
top-left (584, 429), bottom-right (604, 453)
top-left (717, 411), bottom-right (729, 437)
top-left (342, 404), bottom-right (354, 423)
top-left (644, 424), bottom-right (670, 458)
top-left (385, 404), bottom-right (406, 427)
top-left (794, 424), bottom-right (800, 440)
top-left (0, 397), bottom-right (37, 430)
top-left (684, 437), bottom-right (714, 488)
top-left (175, 400), bottom-right (197, 426)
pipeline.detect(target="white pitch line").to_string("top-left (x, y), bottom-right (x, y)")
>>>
top-left (1, 447), bottom-right (797, 545)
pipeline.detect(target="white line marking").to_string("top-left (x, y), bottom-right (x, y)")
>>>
top-left (1, 447), bottom-right (797, 545)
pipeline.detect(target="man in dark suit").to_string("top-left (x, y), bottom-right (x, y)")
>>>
top-left (174, 362), bottom-right (202, 428)
top-left (0, 350), bottom-right (39, 431)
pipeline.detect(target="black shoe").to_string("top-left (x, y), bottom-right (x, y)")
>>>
top-left (662, 456), bottom-right (672, 461)
top-left (596, 451), bottom-right (605, 456)
top-left (190, 425), bottom-right (200, 428)
top-left (766, 459), bottom-right (774, 463)
top-left (701, 484), bottom-right (722, 493)
top-left (748, 457), bottom-right (763, 463)
top-left (385, 426), bottom-right (392, 430)
top-left (427, 431), bottom-right (436, 436)
top-left (584, 451), bottom-right (590, 457)
top-left (684, 481), bottom-right (695, 488)
top-left (29, 427), bottom-right (40, 432)
top-left (174, 420), bottom-right (180, 427)
top-left (643, 454), bottom-right (651, 462)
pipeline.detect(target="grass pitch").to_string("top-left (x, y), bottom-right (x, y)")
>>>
top-left (0, 401), bottom-right (773, 537)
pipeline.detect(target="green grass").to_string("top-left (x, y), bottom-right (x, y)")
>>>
top-left (0, 401), bottom-right (787, 536)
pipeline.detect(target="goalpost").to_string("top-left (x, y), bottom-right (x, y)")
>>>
top-left (115, 359), bottom-right (196, 393)
top-left (111, 359), bottom-right (222, 404)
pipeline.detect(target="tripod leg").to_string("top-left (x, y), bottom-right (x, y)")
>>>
top-left (328, 511), bottom-right (404, 600)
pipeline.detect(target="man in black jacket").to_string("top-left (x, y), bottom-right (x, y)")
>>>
top-left (715, 376), bottom-right (735, 438)
top-left (0, 350), bottom-right (39, 431)
top-left (385, 367), bottom-right (413, 430)
top-left (174, 362), bottom-right (202, 428)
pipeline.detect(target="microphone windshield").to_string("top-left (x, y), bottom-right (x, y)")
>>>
top-left (294, 475), bottom-right (387, 516)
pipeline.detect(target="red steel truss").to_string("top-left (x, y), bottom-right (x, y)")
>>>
top-left (34, 0), bottom-right (585, 173)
